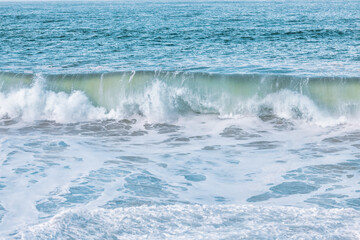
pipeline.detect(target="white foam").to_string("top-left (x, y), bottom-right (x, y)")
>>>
top-left (0, 75), bottom-right (108, 123)
top-left (18, 204), bottom-right (360, 240)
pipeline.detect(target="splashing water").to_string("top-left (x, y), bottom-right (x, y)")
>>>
top-left (1, 0), bottom-right (360, 239)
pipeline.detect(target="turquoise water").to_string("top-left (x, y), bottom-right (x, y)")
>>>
top-left (0, 1), bottom-right (359, 75)
top-left (1, 1), bottom-right (360, 239)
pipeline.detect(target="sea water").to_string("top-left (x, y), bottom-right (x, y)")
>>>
top-left (0, 1), bottom-right (360, 239)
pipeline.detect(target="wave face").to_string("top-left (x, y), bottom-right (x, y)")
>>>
top-left (1, 71), bottom-right (360, 123)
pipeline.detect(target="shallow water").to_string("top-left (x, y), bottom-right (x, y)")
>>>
top-left (1, 0), bottom-right (360, 239)
top-left (2, 115), bottom-right (360, 238)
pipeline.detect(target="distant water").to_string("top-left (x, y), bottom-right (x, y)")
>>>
top-left (1, 0), bottom-right (359, 76)
top-left (1, 1), bottom-right (360, 239)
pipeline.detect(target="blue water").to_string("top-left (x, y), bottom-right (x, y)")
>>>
top-left (1, 1), bottom-right (360, 239)
top-left (1, 1), bottom-right (359, 75)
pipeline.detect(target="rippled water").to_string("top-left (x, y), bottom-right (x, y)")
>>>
top-left (1, 0), bottom-right (360, 239)
top-left (0, 0), bottom-right (359, 75)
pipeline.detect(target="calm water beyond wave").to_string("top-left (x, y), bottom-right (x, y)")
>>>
top-left (1, 1), bottom-right (360, 239)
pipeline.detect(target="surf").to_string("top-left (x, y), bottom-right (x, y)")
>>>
top-left (0, 71), bottom-right (359, 124)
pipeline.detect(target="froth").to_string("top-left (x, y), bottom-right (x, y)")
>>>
top-left (0, 75), bottom-right (109, 123)
top-left (19, 204), bottom-right (360, 239)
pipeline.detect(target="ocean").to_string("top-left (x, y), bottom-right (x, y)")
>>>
top-left (1, 0), bottom-right (360, 239)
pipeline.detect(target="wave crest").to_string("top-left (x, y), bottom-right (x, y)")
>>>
top-left (0, 71), bottom-right (359, 124)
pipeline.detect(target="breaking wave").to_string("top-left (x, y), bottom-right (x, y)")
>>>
top-left (1, 71), bottom-right (359, 124)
